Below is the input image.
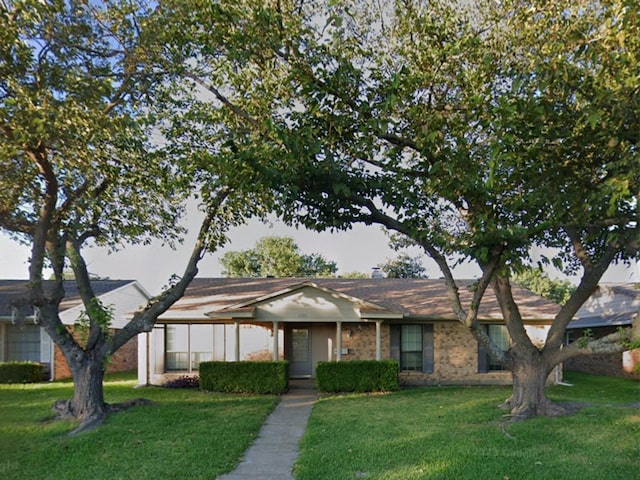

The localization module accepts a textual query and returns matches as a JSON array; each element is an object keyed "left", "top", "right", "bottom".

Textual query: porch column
[
  {"left": 234, "top": 321, "right": 240, "bottom": 362},
  {"left": 272, "top": 320, "right": 279, "bottom": 361},
  {"left": 375, "top": 320, "right": 383, "bottom": 361},
  {"left": 336, "top": 321, "right": 342, "bottom": 362}
]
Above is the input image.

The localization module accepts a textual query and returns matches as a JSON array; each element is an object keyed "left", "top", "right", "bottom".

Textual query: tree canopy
[
  {"left": 0, "top": 0, "right": 275, "bottom": 433},
  {"left": 220, "top": 236, "right": 338, "bottom": 277},
  {"left": 378, "top": 254, "right": 428, "bottom": 279},
  {"left": 1, "top": 0, "right": 638, "bottom": 427},
  {"left": 167, "top": 0, "right": 639, "bottom": 418},
  {"left": 512, "top": 268, "right": 576, "bottom": 306}
]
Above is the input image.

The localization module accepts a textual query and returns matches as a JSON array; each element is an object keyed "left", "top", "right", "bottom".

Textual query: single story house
[
  {"left": 0, "top": 279, "right": 150, "bottom": 380},
  {"left": 138, "top": 278, "right": 560, "bottom": 386},
  {"left": 566, "top": 283, "right": 640, "bottom": 378}
]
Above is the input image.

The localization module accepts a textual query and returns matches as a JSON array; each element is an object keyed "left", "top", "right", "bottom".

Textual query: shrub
[
  {"left": 0, "top": 361, "right": 44, "bottom": 384},
  {"left": 162, "top": 375, "right": 200, "bottom": 389},
  {"left": 316, "top": 360, "right": 399, "bottom": 393},
  {"left": 199, "top": 361, "right": 289, "bottom": 394}
]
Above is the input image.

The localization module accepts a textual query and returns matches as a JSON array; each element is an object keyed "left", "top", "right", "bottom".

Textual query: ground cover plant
[
  {"left": 0, "top": 372, "right": 278, "bottom": 480},
  {"left": 294, "top": 372, "right": 639, "bottom": 480}
]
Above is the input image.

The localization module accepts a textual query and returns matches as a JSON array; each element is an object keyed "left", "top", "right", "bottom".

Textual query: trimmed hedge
[
  {"left": 316, "top": 360, "right": 399, "bottom": 393},
  {"left": 199, "top": 361, "right": 289, "bottom": 394},
  {"left": 0, "top": 361, "right": 44, "bottom": 384}
]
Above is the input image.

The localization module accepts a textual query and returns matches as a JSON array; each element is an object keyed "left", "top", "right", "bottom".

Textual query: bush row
[
  {"left": 316, "top": 360, "right": 399, "bottom": 393},
  {"left": 0, "top": 361, "right": 44, "bottom": 384},
  {"left": 199, "top": 361, "right": 289, "bottom": 394}
]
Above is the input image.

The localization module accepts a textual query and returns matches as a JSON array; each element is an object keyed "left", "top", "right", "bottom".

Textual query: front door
[{"left": 289, "top": 326, "right": 312, "bottom": 377}]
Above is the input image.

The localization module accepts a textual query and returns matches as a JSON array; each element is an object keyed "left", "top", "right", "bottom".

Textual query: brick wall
[
  {"left": 341, "top": 323, "right": 390, "bottom": 360},
  {"left": 339, "top": 321, "right": 512, "bottom": 386},
  {"left": 53, "top": 327, "right": 138, "bottom": 380}
]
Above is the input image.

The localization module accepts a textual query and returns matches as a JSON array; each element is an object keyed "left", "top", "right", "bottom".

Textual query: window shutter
[
  {"left": 477, "top": 325, "right": 489, "bottom": 373},
  {"left": 390, "top": 324, "right": 400, "bottom": 363},
  {"left": 422, "top": 324, "right": 434, "bottom": 373}
]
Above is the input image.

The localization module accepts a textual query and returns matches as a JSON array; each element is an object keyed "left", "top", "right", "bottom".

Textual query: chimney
[{"left": 371, "top": 267, "right": 384, "bottom": 279}]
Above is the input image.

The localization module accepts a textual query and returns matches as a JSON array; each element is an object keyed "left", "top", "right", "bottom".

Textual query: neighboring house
[
  {"left": 0, "top": 280, "right": 150, "bottom": 380},
  {"left": 566, "top": 283, "right": 640, "bottom": 378},
  {"left": 139, "top": 278, "right": 560, "bottom": 386}
]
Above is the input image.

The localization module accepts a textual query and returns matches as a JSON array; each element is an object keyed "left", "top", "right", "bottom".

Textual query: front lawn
[
  {"left": 294, "top": 372, "right": 639, "bottom": 480},
  {"left": 0, "top": 372, "right": 278, "bottom": 480}
]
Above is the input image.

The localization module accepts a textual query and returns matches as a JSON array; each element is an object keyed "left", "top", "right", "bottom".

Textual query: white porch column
[
  {"left": 272, "top": 320, "right": 279, "bottom": 361},
  {"left": 375, "top": 320, "right": 383, "bottom": 361},
  {"left": 336, "top": 321, "right": 343, "bottom": 362},
  {"left": 137, "top": 332, "right": 148, "bottom": 386},
  {"left": 234, "top": 321, "right": 240, "bottom": 362}
]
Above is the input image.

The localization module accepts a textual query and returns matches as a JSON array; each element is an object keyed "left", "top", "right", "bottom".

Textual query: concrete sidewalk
[{"left": 215, "top": 380, "right": 318, "bottom": 480}]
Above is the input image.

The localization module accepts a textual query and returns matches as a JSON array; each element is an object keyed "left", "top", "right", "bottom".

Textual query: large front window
[{"left": 165, "top": 324, "right": 214, "bottom": 371}]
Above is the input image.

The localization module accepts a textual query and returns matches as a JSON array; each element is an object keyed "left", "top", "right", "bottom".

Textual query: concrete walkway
[{"left": 216, "top": 380, "right": 318, "bottom": 480}]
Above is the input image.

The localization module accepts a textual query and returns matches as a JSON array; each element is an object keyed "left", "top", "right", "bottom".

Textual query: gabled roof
[
  {"left": 159, "top": 277, "right": 560, "bottom": 321},
  {"left": 0, "top": 279, "right": 139, "bottom": 318},
  {"left": 567, "top": 312, "right": 637, "bottom": 329},
  {"left": 568, "top": 283, "right": 640, "bottom": 330},
  {"left": 217, "top": 281, "right": 391, "bottom": 313}
]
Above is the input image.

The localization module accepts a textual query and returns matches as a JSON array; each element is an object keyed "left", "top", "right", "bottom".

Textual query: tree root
[
  {"left": 52, "top": 398, "right": 154, "bottom": 435},
  {"left": 70, "top": 412, "right": 107, "bottom": 436},
  {"left": 499, "top": 399, "right": 591, "bottom": 423}
]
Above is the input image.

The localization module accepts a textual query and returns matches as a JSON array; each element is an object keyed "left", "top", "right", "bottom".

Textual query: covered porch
[
  {"left": 139, "top": 317, "right": 389, "bottom": 385},
  {"left": 139, "top": 281, "right": 400, "bottom": 385}
]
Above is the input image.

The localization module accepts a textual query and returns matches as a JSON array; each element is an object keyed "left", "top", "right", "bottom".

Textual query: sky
[
  {"left": 0, "top": 218, "right": 429, "bottom": 295},
  {"left": 1, "top": 208, "right": 638, "bottom": 296}
]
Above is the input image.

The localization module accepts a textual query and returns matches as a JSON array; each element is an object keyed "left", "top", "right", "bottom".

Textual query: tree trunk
[
  {"left": 54, "top": 352, "right": 108, "bottom": 435},
  {"left": 499, "top": 355, "right": 565, "bottom": 420}
]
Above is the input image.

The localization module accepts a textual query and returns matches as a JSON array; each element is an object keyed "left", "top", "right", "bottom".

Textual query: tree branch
[
  {"left": 544, "top": 231, "right": 618, "bottom": 351},
  {"left": 109, "top": 187, "right": 231, "bottom": 352},
  {"left": 186, "top": 75, "right": 260, "bottom": 129},
  {"left": 27, "top": 145, "right": 58, "bottom": 295},
  {"left": 57, "top": 178, "right": 109, "bottom": 222},
  {"left": 550, "top": 315, "right": 640, "bottom": 365},
  {"left": 66, "top": 237, "right": 105, "bottom": 352},
  {"left": 491, "top": 273, "right": 534, "bottom": 351}
]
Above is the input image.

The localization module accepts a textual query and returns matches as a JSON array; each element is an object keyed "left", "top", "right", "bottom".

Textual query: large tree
[
  {"left": 220, "top": 236, "right": 338, "bottom": 277},
  {"left": 281, "top": 0, "right": 640, "bottom": 419},
  {"left": 176, "top": 0, "right": 639, "bottom": 419},
  {"left": 0, "top": 0, "right": 271, "bottom": 433}
]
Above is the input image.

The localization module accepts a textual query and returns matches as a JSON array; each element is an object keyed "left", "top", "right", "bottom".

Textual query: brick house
[
  {"left": 0, "top": 280, "right": 150, "bottom": 380},
  {"left": 565, "top": 283, "right": 640, "bottom": 378},
  {"left": 139, "top": 278, "right": 559, "bottom": 386}
]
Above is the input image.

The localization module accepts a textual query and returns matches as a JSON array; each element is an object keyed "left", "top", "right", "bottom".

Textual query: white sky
[
  {"left": 1, "top": 213, "right": 637, "bottom": 296},
  {"left": 0, "top": 217, "right": 448, "bottom": 295}
]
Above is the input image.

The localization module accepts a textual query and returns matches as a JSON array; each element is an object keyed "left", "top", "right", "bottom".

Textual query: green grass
[
  {"left": 0, "top": 371, "right": 278, "bottom": 480},
  {"left": 1, "top": 371, "right": 637, "bottom": 480},
  {"left": 294, "top": 372, "right": 640, "bottom": 480}
]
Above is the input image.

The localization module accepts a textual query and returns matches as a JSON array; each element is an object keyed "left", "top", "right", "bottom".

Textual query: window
[
  {"left": 7, "top": 324, "right": 40, "bottom": 362},
  {"left": 401, "top": 325, "right": 423, "bottom": 371},
  {"left": 478, "top": 324, "right": 510, "bottom": 373},
  {"left": 166, "top": 325, "right": 188, "bottom": 371},
  {"left": 487, "top": 324, "right": 509, "bottom": 371},
  {"left": 189, "top": 325, "right": 214, "bottom": 369},
  {"left": 165, "top": 324, "right": 214, "bottom": 372},
  {"left": 390, "top": 324, "right": 434, "bottom": 373}
]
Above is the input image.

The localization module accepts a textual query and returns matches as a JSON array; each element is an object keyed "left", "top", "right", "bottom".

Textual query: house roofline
[{"left": 207, "top": 281, "right": 389, "bottom": 316}]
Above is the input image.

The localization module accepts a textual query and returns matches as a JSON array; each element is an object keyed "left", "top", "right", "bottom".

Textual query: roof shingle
[
  {"left": 0, "top": 279, "right": 134, "bottom": 317},
  {"left": 162, "top": 277, "right": 560, "bottom": 321}
]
